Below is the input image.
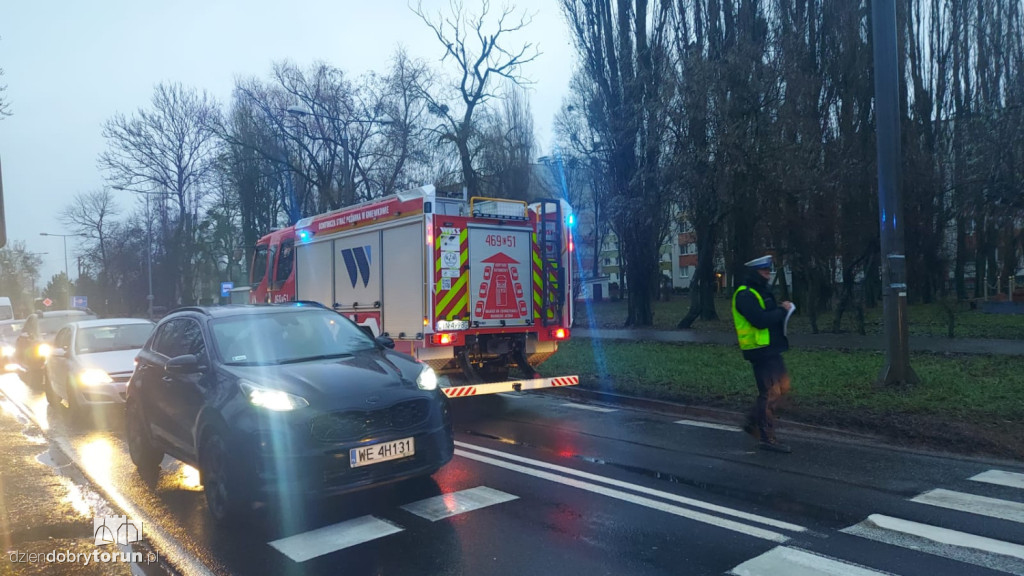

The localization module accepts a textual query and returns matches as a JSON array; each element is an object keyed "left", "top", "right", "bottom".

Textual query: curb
[{"left": 543, "top": 387, "right": 1024, "bottom": 468}]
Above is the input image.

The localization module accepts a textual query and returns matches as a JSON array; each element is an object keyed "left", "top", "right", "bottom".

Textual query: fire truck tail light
[
  {"left": 433, "top": 333, "right": 453, "bottom": 345},
  {"left": 427, "top": 229, "right": 433, "bottom": 246},
  {"left": 423, "top": 317, "right": 429, "bottom": 326},
  {"left": 552, "top": 328, "right": 568, "bottom": 340}
]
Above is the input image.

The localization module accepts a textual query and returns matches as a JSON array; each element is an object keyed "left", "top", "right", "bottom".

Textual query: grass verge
[
  {"left": 574, "top": 297, "right": 1024, "bottom": 340},
  {"left": 541, "top": 338, "right": 1024, "bottom": 458}
]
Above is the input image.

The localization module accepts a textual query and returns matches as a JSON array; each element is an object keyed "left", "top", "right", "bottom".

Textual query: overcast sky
[{"left": 0, "top": 0, "right": 575, "bottom": 284}]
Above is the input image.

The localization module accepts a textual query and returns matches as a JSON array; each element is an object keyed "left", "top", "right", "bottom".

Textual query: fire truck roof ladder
[{"left": 537, "top": 200, "right": 564, "bottom": 327}]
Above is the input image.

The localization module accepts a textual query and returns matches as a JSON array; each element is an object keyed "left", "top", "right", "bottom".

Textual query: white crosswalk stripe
[
  {"left": 728, "top": 546, "right": 896, "bottom": 576},
  {"left": 400, "top": 486, "right": 518, "bottom": 521},
  {"left": 972, "top": 470, "right": 1024, "bottom": 491},
  {"left": 269, "top": 515, "right": 403, "bottom": 562},
  {"left": 912, "top": 488, "right": 1024, "bottom": 525},
  {"left": 842, "top": 514, "right": 1024, "bottom": 575}
]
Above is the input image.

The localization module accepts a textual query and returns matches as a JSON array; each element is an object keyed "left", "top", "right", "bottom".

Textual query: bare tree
[
  {"left": 477, "top": 86, "right": 535, "bottom": 200},
  {"left": 100, "top": 82, "right": 221, "bottom": 304},
  {"left": 59, "top": 189, "right": 120, "bottom": 312},
  {"left": 413, "top": 0, "right": 539, "bottom": 196},
  {"left": 0, "top": 65, "right": 10, "bottom": 119}
]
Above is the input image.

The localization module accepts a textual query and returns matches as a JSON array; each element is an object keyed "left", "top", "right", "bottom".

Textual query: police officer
[{"left": 732, "top": 255, "right": 794, "bottom": 453}]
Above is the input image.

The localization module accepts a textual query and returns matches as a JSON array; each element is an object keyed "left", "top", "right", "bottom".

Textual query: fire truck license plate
[{"left": 350, "top": 437, "right": 415, "bottom": 468}]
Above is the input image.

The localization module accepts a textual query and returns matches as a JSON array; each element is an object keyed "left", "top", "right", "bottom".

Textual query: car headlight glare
[
  {"left": 240, "top": 381, "right": 308, "bottom": 412},
  {"left": 37, "top": 343, "right": 52, "bottom": 358},
  {"left": 416, "top": 366, "right": 438, "bottom": 391},
  {"left": 1, "top": 345, "right": 13, "bottom": 358},
  {"left": 79, "top": 369, "right": 113, "bottom": 386}
]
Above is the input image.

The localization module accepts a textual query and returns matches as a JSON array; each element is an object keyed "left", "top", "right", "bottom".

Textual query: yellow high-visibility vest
[{"left": 732, "top": 286, "right": 770, "bottom": 350}]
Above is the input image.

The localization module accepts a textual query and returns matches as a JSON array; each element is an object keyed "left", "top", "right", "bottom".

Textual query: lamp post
[
  {"left": 113, "top": 186, "right": 173, "bottom": 319},
  {"left": 39, "top": 232, "right": 84, "bottom": 308}
]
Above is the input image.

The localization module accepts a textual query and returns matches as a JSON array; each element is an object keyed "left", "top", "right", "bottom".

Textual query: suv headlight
[
  {"left": 37, "top": 343, "right": 52, "bottom": 358},
  {"left": 79, "top": 369, "right": 113, "bottom": 386},
  {"left": 416, "top": 366, "right": 438, "bottom": 391},
  {"left": 240, "top": 380, "right": 309, "bottom": 412}
]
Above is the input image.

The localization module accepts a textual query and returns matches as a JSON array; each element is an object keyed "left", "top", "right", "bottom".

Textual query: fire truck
[{"left": 248, "top": 185, "right": 579, "bottom": 398}]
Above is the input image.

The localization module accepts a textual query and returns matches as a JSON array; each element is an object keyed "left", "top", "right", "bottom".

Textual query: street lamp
[
  {"left": 39, "top": 233, "right": 85, "bottom": 308},
  {"left": 112, "top": 186, "right": 173, "bottom": 319}
]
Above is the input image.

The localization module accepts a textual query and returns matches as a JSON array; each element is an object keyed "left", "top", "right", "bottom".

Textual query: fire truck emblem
[
  {"left": 476, "top": 253, "right": 527, "bottom": 320},
  {"left": 341, "top": 245, "right": 372, "bottom": 288}
]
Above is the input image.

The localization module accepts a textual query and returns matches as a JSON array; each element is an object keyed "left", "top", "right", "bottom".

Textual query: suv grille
[{"left": 310, "top": 399, "right": 431, "bottom": 443}]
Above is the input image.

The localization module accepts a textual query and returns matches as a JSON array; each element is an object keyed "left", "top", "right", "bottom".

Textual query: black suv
[
  {"left": 125, "top": 304, "right": 454, "bottom": 524},
  {"left": 14, "top": 309, "right": 98, "bottom": 388}
]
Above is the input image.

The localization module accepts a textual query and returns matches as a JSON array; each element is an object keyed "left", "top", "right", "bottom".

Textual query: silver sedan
[{"left": 45, "top": 318, "right": 155, "bottom": 416}]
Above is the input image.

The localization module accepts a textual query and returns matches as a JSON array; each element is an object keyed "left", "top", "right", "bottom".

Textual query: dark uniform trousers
[{"left": 748, "top": 354, "right": 791, "bottom": 440}]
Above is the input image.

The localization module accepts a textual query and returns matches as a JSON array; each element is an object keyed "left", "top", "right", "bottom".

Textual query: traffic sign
[
  {"left": 72, "top": 296, "right": 88, "bottom": 308},
  {"left": 42, "top": 298, "right": 53, "bottom": 307},
  {"left": 220, "top": 282, "right": 234, "bottom": 298}
]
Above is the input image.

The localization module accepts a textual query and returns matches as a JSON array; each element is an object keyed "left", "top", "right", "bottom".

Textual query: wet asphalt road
[{"left": 3, "top": 372, "right": 1024, "bottom": 576}]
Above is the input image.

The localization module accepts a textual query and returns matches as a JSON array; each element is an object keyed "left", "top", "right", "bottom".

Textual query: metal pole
[
  {"left": 147, "top": 194, "right": 154, "bottom": 319},
  {"left": 63, "top": 235, "right": 71, "bottom": 309},
  {"left": 872, "top": 0, "right": 918, "bottom": 386}
]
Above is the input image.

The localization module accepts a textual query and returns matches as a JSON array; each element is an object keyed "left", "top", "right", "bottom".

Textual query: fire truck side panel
[
  {"left": 467, "top": 224, "right": 533, "bottom": 327},
  {"left": 294, "top": 239, "right": 334, "bottom": 307},
  {"left": 381, "top": 221, "right": 426, "bottom": 340},
  {"left": 333, "top": 231, "right": 382, "bottom": 314}
]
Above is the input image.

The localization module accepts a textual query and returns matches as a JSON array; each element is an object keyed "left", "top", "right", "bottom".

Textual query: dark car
[
  {"left": 13, "top": 309, "right": 98, "bottom": 388},
  {"left": 125, "top": 304, "right": 454, "bottom": 524}
]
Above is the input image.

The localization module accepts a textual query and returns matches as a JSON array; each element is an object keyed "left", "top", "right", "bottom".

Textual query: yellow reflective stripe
[
  {"left": 437, "top": 274, "right": 468, "bottom": 311},
  {"left": 447, "top": 295, "right": 467, "bottom": 318}
]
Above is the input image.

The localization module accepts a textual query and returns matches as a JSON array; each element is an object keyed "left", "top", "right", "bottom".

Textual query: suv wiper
[
  {"left": 224, "top": 360, "right": 274, "bottom": 367},
  {"left": 277, "top": 353, "right": 354, "bottom": 365}
]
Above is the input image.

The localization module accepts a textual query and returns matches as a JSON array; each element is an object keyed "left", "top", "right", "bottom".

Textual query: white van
[{"left": 0, "top": 297, "right": 14, "bottom": 322}]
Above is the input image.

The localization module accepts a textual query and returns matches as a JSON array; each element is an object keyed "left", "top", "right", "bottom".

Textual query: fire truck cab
[{"left": 249, "top": 185, "right": 578, "bottom": 397}]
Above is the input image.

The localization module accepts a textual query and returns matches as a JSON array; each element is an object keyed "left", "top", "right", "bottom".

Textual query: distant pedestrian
[{"left": 732, "top": 255, "right": 794, "bottom": 453}]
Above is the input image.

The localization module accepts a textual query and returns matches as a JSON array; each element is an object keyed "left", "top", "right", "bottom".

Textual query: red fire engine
[{"left": 248, "top": 186, "right": 579, "bottom": 397}]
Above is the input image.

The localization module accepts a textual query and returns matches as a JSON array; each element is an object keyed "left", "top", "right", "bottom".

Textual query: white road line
[
  {"left": 0, "top": 383, "right": 218, "bottom": 576},
  {"left": 561, "top": 402, "right": 617, "bottom": 413},
  {"left": 843, "top": 514, "right": 1024, "bottom": 575},
  {"left": 729, "top": 546, "right": 896, "bottom": 576},
  {"left": 454, "top": 449, "right": 788, "bottom": 543},
  {"left": 456, "top": 440, "right": 805, "bottom": 533},
  {"left": 400, "top": 486, "right": 518, "bottom": 521},
  {"left": 972, "top": 470, "right": 1024, "bottom": 491},
  {"left": 268, "top": 515, "right": 403, "bottom": 563},
  {"left": 674, "top": 419, "right": 742, "bottom": 432},
  {"left": 912, "top": 489, "right": 1024, "bottom": 524}
]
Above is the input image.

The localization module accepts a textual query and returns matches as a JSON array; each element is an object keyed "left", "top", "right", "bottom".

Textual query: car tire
[
  {"left": 126, "top": 401, "right": 163, "bottom": 474},
  {"left": 43, "top": 372, "right": 61, "bottom": 407},
  {"left": 200, "top": 432, "right": 249, "bottom": 526}
]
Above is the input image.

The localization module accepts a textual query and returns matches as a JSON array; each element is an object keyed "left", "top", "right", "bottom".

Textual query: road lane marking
[
  {"left": 843, "top": 514, "right": 1024, "bottom": 575},
  {"left": 0, "top": 382, "right": 218, "bottom": 576},
  {"left": 454, "top": 448, "right": 789, "bottom": 543},
  {"left": 269, "top": 515, "right": 403, "bottom": 562},
  {"left": 674, "top": 419, "right": 742, "bottom": 432},
  {"left": 972, "top": 470, "right": 1024, "bottom": 491},
  {"left": 729, "top": 546, "right": 896, "bottom": 576},
  {"left": 400, "top": 486, "right": 518, "bottom": 521},
  {"left": 561, "top": 403, "right": 617, "bottom": 413},
  {"left": 912, "top": 488, "right": 1024, "bottom": 525},
  {"left": 456, "top": 440, "right": 805, "bottom": 533}
]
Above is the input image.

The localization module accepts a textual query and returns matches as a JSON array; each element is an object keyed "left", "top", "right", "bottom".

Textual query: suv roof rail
[
  {"left": 276, "top": 300, "right": 328, "bottom": 310},
  {"left": 167, "top": 306, "right": 212, "bottom": 316}
]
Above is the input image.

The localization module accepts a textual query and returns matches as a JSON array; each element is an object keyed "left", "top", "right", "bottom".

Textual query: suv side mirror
[
  {"left": 375, "top": 335, "right": 395, "bottom": 350},
  {"left": 165, "top": 354, "right": 203, "bottom": 374}
]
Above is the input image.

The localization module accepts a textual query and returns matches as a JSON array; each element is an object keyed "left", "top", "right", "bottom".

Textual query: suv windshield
[
  {"left": 211, "top": 310, "right": 375, "bottom": 366},
  {"left": 76, "top": 324, "right": 155, "bottom": 354}
]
